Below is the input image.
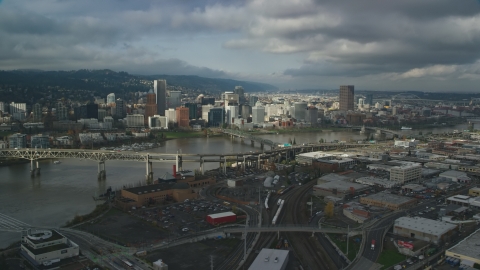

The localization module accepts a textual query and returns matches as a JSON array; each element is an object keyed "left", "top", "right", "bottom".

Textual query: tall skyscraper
[
  {"left": 249, "top": 96, "right": 258, "bottom": 107},
  {"left": 145, "top": 89, "right": 157, "bottom": 123},
  {"left": 252, "top": 106, "right": 265, "bottom": 124},
  {"left": 10, "top": 102, "right": 26, "bottom": 120},
  {"left": 154, "top": 80, "right": 167, "bottom": 116},
  {"left": 167, "top": 90, "right": 182, "bottom": 109},
  {"left": 115, "top": 98, "right": 126, "bottom": 118},
  {"left": 33, "top": 103, "right": 42, "bottom": 122},
  {"left": 365, "top": 94, "right": 373, "bottom": 106},
  {"left": 106, "top": 93, "right": 116, "bottom": 105},
  {"left": 208, "top": 108, "right": 224, "bottom": 127},
  {"left": 234, "top": 86, "right": 245, "bottom": 104},
  {"left": 339, "top": 85, "right": 354, "bottom": 111}
]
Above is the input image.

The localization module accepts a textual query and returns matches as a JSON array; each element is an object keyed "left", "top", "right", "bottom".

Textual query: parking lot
[{"left": 132, "top": 199, "right": 242, "bottom": 240}]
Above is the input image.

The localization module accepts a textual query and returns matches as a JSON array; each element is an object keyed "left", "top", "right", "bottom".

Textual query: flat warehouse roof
[
  {"left": 249, "top": 249, "right": 289, "bottom": 270},
  {"left": 448, "top": 228, "right": 480, "bottom": 261},
  {"left": 207, "top": 212, "right": 236, "bottom": 219},
  {"left": 395, "top": 217, "right": 456, "bottom": 237}
]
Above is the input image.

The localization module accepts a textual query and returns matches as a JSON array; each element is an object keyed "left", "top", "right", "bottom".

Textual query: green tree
[
  {"left": 324, "top": 202, "right": 334, "bottom": 218},
  {"left": 319, "top": 138, "right": 324, "bottom": 143}
]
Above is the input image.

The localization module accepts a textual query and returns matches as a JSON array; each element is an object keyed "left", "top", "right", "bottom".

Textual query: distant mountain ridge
[{"left": 0, "top": 69, "right": 278, "bottom": 94}]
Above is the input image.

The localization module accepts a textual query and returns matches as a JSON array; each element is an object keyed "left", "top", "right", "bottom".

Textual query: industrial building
[
  {"left": 206, "top": 212, "right": 237, "bottom": 225},
  {"left": 249, "top": 249, "right": 289, "bottom": 270},
  {"left": 313, "top": 180, "right": 368, "bottom": 199},
  {"left": 439, "top": 170, "right": 471, "bottom": 184},
  {"left": 390, "top": 162, "right": 421, "bottom": 184},
  {"left": 355, "top": 177, "right": 396, "bottom": 188},
  {"left": 116, "top": 182, "right": 198, "bottom": 210},
  {"left": 360, "top": 193, "right": 416, "bottom": 210},
  {"left": 446, "top": 228, "right": 480, "bottom": 268},
  {"left": 20, "top": 230, "right": 79, "bottom": 267},
  {"left": 393, "top": 217, "right": 457, "bottom": 244}
]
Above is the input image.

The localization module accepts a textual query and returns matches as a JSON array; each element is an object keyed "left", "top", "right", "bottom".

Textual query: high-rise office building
[
  {"left": 240, "top": 105, "right": 251, "bottom": 120},
  {"left": 0, "top": 102, "right": 5, "bottom": 113},
  {"left": 115, "top": 99, "right": 126, "bottom": 118},
  {"left": 185, "top": 103, "right": 198, "bottom": 119},
  {"left": 339, "top": 85, "right": 354, "bottom": 111},
  {"left": 145, "top": 89, "right": 157, "bottom": 123},
  {"left": 176, "top": 107, "right": 190, "bottom": 128},
  {"left": 365, "top": 94, "right": 373, "bottom": 106},
  {"left": 167, "top": 91, "right": 182, "bottom": 109},
  {"left": 106, "top": 93, "right": 116, "bottom": 105},
  {"left": 305, "top": 106, "right": 319, "bottom": 127},
  {"left": 165, "top": 109, "right": 176, "bottom": 124},
  {"left": 74, "top": 103, "right": 98, "bottom": 120},
  {"left": 249, "top": 96, "right": 258, "bottom": 107},
  {"left": 56, "top": 103, "right": 69, "bottom": 121},
  {"left": 154, "top": 80, "right": 167, "bottom": 116},
  {"left": 202, "top": 105, "right": 214, "bottom": 122},
  {"left": 225, "top": 105, "right": 239, "bottom": 125},
  {"left": 252, "top": 106, "right": 265, "bottom": 124},
  {"left": 234, "top": 86, "right": 245, "bottom": 104},
  {"left": 293, "top": 102, "right": 307, "bottom": 121},
  {"left": 33, "top": 103, "right": 42, "bottom": 122},
  {"left": 10, "top": 102, "right": 26, "bottom": 120},
  {"left": 208, "top": 108, "right": 224, "bottom": 127}
]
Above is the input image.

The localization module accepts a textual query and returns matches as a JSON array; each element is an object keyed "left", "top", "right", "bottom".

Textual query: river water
[{"left": 0, "top": 121, "right": 476, "bottom": 247}]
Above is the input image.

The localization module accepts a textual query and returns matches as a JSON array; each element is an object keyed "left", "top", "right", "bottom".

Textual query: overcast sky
[{"left": 1, "top": 0, "right": 480, "bottom": 91}]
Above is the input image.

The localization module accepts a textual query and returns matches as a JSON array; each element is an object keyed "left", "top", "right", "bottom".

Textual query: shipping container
[{"left": 206, "top": 211, "right": 237, "bottom": 225}]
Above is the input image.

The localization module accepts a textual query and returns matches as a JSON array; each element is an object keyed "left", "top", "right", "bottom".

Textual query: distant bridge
[
  {"left": 347, "top": 126, "right": 401, "bottom": 136},
  {"left": 222, "top": 129, "right": 277, "bottom": 149}
]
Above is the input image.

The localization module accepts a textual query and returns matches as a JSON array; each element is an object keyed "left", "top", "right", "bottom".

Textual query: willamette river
[{"left": 0, "top": 121, "right": 476, "bottom": 247}]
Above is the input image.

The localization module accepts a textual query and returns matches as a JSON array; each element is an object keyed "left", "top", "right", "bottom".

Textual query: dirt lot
[
  {"left": 145, "top": 238, "right": 240, "bottom": 269},
  {"left": 78, "top": 208, "right": 168, "bottom": 247}
]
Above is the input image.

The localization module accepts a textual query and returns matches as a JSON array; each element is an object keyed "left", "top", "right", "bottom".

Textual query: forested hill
[{"left": 0, "top": 69, "right": 277, "bottom": 102}]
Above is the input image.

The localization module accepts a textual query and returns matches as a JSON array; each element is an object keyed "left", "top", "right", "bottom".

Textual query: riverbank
[{"left": 65, "top": 203, "right": 110, "bottom": 227}]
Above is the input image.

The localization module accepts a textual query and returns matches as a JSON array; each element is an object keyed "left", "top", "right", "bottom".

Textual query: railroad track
[{"left": 281, "top": 182, "right": 336, "bottom": 270}]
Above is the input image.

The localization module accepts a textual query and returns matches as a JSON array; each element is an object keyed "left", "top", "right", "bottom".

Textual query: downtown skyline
[{"left": 1, "top": 0, "right": 480, "bottom": 92}]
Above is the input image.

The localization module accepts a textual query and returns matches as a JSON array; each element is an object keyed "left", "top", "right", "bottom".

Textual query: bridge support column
[
  {"left": 257, "top": 155, "right": 262, "bottom": 169},
  {"left": 176, "top": 155, "right": 183, "bottom": 171},
  {"left": 200, "top": 157, "right": 204, "bottom": 175},
  {"left": 145, "top": 156, "right": 153, "bottom": 183},
  {"left": 278, "top": 231, "right": 280, "bottom": 239},
  {"left": 251, "top": 140, "right": 254, "bottom": 147},
  {"left": 30, "top": 160, "right": 35, "bottom": 177},
  {"left": 35, "top": 161, "right": 41, "bottom": 176},
  {"left": 260, "top": 143, "right": 264, "bottom": 150},
  {"left": 98, "top": 161, "right": 106, "bottom": 180}
]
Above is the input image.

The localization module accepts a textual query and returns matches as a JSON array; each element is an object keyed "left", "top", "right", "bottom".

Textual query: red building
[
  {"left": 176, "top": 107, "right": 190, "bottom": 128},
  {"left": 145, "top": 90, "right": 157, "bottom": 124},
  {"left": 206, "top": 212, "right": 237, "bottom": 225}
]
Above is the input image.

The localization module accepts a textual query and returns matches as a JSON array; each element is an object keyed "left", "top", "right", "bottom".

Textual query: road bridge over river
[{"left": 0, "top": 139, "right": 372, "bottom": 179}]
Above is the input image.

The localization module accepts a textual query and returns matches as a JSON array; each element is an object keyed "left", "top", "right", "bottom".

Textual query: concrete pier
[{"left": 97, "top": 161, "right": 106, "bottom": 180}]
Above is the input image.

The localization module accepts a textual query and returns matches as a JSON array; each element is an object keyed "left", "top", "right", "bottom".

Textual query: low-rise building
[
  {"left": 401, "top": 184, "right": 426, "bottom": 193},
  {"left": 439, "top": 170, "right": 471, "bottom": 184},
  {"left": 313, "top": 179, "right": 369, "bottom": 199},
  {"left": 360, "top": 193, "right": 416, "bottom": 210},
  {"left": 446, "top": 228, "right": 480, "bottom": 268},
  {"left": 31, "top": 134, "right": 49, "bottom": 149},
  {"left": 116, "top": 182, "right": 197, "bottom": 210},
  {"left": 20, "top": 229, "right": 79, "bottom": 267},
  {"left": 355, "top": 177, "right": 397, "bottom": 188},
  {"left": 468, "top": 187, "right": 480, "bottom": 197},
  {"left": 393, "top": 217, "right": 457, "bottom": 244},
  {"left": 8, "top": 133, "right": 27, "bottom": 148},
  {"left": 249, "top": 249, "right": 289, "bottom": 270}
]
